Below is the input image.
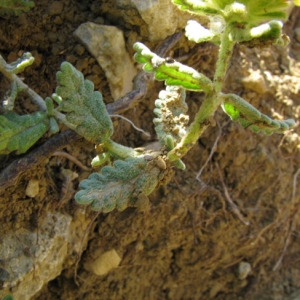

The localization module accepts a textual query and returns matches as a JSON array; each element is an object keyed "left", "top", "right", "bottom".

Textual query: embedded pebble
[
  {"left": 242, "top": 70, "right": 268, "bottom": 94},
  {"left": 84, "top": 249, "right": 122, "bottom": 276},
  {"left": 238, "top": 261, "right": 252, "bottom": 280},
  {"left": 25, "top": 179, "right": 39, "bottom": 198}
]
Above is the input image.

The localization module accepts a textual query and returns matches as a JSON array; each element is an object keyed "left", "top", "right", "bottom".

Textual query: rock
[
  {"left": 116, "top": 0, "right": 193, "bottom": 41},
  {"left": 242, "top": 69, "right": 268, "bottom": 94},
  {"left": 74, "top": 22, "right": 137, "bottom": 100},
  {"left": 84, "top": 249, "right": 122, "bottom": 276},
  {"left": 0, "top": 210, "right": 92, "bottom": 300},
  {"left": 25, "top": 179, "right": 39, "bottom": 198},
  {"left": 238, "top": 261, "right": 252, "bottom": 280}
]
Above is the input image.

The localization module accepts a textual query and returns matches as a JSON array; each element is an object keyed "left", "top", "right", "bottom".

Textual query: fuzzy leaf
[
  {"left": 0, "top": 111, "right": 49, "bottom": 154},
  {"left": 185, "top": 20, "right": 219, "bottom": 43},
  {"left": 222, "top": 93, "right": 295, "bottom": 135},
  {"left": 153, "top": 86, "right": 188, "bottom": 170},
  {"left": 75, "top": 156, "right": 167, "bottom": 212},
  {"left": 55, "top": 62, "right": 113, "bottom": 144},
  {"left": 154, "top": 86, "right": 189, "bottom": 145},
  {"left": 134, "top": 42, "right": 213, "bottom": 93},
  {"left": 172, "top": 0, "right": 288, "bottom": 27},
  {"left": 0, "top": 0, "right": 34, "bottom": 15}
]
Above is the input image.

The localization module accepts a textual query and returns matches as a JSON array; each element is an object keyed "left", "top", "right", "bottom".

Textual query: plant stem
[
  {"left": 168, "top": 25, "right": 235, "bottom": 162},
  {"left": 103, "top": 139, "right": 140, "bottom": 158}
]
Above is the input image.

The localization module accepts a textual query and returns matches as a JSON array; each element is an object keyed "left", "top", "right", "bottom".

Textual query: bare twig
[
  {"left": 110, "top": 114, "right": 150, "bottom": 137},
  {"left": 216, "top": 162, "right": 250, "bottom": 226},
  {"left": 52, "top": 150, "right": 91, "bottom": 171},
  {"left": 292, "top": 168, "right": 300, "bottom": 203},
  {"left": 272, "top": 220, "right": 292, "bottom": 271},
  {"left": 0, "top": 130, "right": 80, "bottom": 192}
]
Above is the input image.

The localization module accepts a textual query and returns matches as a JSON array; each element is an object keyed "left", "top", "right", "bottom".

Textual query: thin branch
[
  {"left": 52, "top": 151, "right": 91, "bottom": 171},
  {"left": 292, "top": 168, "right": 300, "bottom": 203},
  {"left": 110, "top": 114, "right": 150, "bottom": 137},
  {"left": 0, "top": 130, "right": 80, "bottom": 192}
]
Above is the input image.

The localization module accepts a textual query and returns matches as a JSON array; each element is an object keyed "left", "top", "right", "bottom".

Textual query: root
[{"left": 216, "top": 162, "right": 250, "bottom": 226}]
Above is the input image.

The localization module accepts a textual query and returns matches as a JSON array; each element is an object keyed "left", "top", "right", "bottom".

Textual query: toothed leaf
[
  {"left": 0, "top": 111, "right": 49, "bottom": 154},
  {"left": 75, "top": 157, "right": 167, "bottom": 212},
  {"left": 222, "top": 93, "right": 295, "bottom": 135},
  {"left": 55, "top": 62, "right": 113, "bottom": 144},
  {"left": 134, "top": 42, "right": 213, "bottom": 93},
  {"left": 172, "top": 0, "right": 288, "bottom": 27}
]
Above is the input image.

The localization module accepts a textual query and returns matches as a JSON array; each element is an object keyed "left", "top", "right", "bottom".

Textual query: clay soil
[{"left": 0, "top": 1, "right": 300, "bottom": 299}]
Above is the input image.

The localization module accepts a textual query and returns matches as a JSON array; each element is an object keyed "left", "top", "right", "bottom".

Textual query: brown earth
[{"left": 0, "top": 1, "right": 300, "bottom": 299}]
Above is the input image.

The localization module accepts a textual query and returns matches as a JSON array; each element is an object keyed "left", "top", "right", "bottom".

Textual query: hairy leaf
[
  {"left": 172, "top": 0, "right": 288, "bottom": 27},
  {"left": 55, "top": 62, "right": 113, "bottom": 144},
  {"left": 75, "top": 156, "right": 168, "bottom": 212},
  {"left": 153, "top": 86, "right": 188, "bottom": 169},
  {"left": 133, "top": 42, "right": 213, "bottom": 93},
  {"left": 222, "top": 93, "right": 295, "bottom": 135},
  {"left": 0, "top": 111, "right": 49, "bottom": 154},
  {"left": 0, "top": 0, "right": 34, "bottom": 15}
]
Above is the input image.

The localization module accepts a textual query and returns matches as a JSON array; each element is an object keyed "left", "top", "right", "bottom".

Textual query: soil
[{"left": 0, "top": 1, "right": 300, "bottom": 300}]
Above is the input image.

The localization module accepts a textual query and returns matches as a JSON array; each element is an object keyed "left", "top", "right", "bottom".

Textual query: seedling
[{"left": 0, "top": 0, "right": 295, "bottom": 213}]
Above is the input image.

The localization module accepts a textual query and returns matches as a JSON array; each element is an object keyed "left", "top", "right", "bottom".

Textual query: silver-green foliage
[
  {"left": 75, "top": 157, "right": 165, "bottom": 212},
  {"left": 135, "top": 43, "right": 295, "bottom": 136},
  {"left": 0, "top": 111, "right": 49, "bottom": 154},
  {"left": 54, "top": 62, "right": 113, "bottom": 144},
  {"left": 0, "top": 0, "right": 296, "bottom": 215}
]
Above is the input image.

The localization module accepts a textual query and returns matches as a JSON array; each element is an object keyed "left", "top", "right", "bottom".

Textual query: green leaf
[
  {"left": 133, "top": 42, "right": 213, "bottom": 93},
  {"left": 0, "top": 111, "right": 49, "bottom": 154},
  {"left": 172, "top": 0, "right": 288, "bottom": 27},
  {"left": 0, "top": 0, "right": 34, "bottom": 16},
  {"left": 75, "top": 156, "right": 168, "bottom": 212},
  {"left": 172, "top": 0, "right": 220, "bottom": 16},
  {"left": 222, "top": 93, "right": 295, "bottom": 135},
  {"left": 55, "top": 62, "right": 113, "bottom": 144},
  {"left": 2, "top": 294, "right": 14, "bottom": 300}
]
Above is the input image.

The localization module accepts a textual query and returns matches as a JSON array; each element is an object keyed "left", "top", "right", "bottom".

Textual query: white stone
[
  {"left": 242, "top": 69, "right": 268, "bottom": 94},
  {"left": 238, "top": 261, "right": 252, "bottom": 280},
  {"left": 84, "top": 249, "right": 122, "bottom": 276},
  {"left": 0, "top": 211, "right": 93, "bottom": 300},
  {"left": 74, "top": 22, "right": 137, "bottom": 100},
  {"left": 25, "top": 179, "right": 39, "bottom": 198}
]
